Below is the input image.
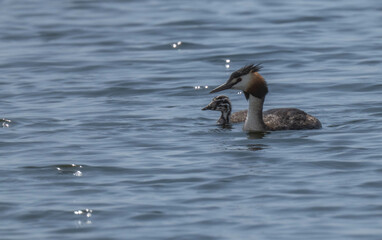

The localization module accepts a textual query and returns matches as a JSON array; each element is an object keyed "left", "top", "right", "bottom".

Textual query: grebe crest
[{"left": 208, "top": 64, "right": 321, "bottom": 132}]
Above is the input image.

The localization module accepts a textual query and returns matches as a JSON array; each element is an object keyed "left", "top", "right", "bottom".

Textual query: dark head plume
[{"left": 229, "top": 64, "right": 262, "bottom": 81}]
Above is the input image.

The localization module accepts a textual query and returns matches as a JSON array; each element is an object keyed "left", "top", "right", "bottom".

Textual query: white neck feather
[{"left": 243, "top": 95, "right": 267, "bottom": 132}]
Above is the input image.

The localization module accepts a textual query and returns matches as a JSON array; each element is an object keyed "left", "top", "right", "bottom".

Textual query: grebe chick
[
  {"left": 209, "top": 64, "right": 321, "bottom": 131},
  {"left": 202, "top": 95, "right": 247, "bottom": 124}
]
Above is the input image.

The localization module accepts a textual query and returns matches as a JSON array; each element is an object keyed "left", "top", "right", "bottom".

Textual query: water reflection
[
  {"left": 246, "top": 131, "right": 268, "bottom": 139},
  {"left": 56, "top": 164, "right": 84, "bottom": 175},
  {"left": 219, "top": 124, "right": 233, "bottom": 130},
  {"left": 247, "top": 143, "right": 268, "bottom": 151},
  {"left": 1, "top": 118, "right": 11, "bottom": 128},
  {"left": 209, "top": 124, "right": 233, "bottom": 133},
  {"left": 227, "top": 143, "right": 268, "bottom": 151},
  {"left": 75, "top": 209, "right": 93, "bottom": 227}
]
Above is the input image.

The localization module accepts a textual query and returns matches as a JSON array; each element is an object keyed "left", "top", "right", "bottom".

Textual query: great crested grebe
[{"left": 208, "top": 64, "right": 321, "bottom": 131}]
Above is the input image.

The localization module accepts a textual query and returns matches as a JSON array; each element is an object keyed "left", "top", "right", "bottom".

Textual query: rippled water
[{"left": 1, "top": 0, "right": 382, "bottom": 239}]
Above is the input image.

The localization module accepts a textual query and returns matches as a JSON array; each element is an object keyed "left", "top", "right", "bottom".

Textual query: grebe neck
[
  {"left": 243, "top": 95, "right": 267, "bottom": 132},
  {"left": 218, "top": 109, "right": 231, "bottom": 125}
]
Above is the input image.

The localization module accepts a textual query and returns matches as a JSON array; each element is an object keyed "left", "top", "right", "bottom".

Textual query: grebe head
[
  {"left": 202, "top": 95, "right": 231, "bottom": 111},
  {"left": 202, "top": 95, "right": 232, "bottom": 124},
  {"left": 210, "top": 64, "right": 268, "bottom": 99}
]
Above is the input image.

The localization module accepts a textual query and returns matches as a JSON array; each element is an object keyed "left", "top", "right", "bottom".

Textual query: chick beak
[
  {"left": 202, "top": 101, "right": 216, "bottom": 111},
  {"left": 209, "top": 81, "right": 235, "bottom": 93}
]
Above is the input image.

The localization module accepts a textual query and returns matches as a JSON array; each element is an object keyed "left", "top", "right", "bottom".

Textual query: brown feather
[
  {"left": 245, "top": 72, "right": 268, "bottom": 99},
  {"left": 230, "top": 110, "right": 248, "bottom": 123}
]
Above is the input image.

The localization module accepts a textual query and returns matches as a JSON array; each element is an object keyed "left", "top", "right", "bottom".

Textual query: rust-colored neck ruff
[{"left": 245, "top": 72, "right": 268, "bottom": 100}]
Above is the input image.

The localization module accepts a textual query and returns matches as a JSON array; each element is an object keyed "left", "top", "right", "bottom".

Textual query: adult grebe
[{"left": 209, "top": 64, "right": 321, "bottom": 131}]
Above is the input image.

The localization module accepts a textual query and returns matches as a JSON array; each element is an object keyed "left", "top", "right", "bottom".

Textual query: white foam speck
[{"left": 74, "top": 210, "right": 83, "bottom": 215}]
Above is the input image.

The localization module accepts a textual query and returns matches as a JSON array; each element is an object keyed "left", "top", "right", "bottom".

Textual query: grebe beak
[{"left": 210, "top": 81, "right": 235, "bottom": 93}]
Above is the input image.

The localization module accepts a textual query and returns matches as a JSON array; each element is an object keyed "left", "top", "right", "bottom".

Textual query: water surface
[{"left": 1, "top": 0, "right": 382, "bottom": 239}]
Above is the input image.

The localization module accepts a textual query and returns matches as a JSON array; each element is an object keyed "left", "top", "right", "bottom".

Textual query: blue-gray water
[{"left": 1, "top": 0, "right": 382, "bottom": 239}]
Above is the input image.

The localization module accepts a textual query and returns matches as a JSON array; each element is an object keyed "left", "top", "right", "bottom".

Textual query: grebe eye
[{"left": 237, "top": 78, "right": 242, "bottom": 82}]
